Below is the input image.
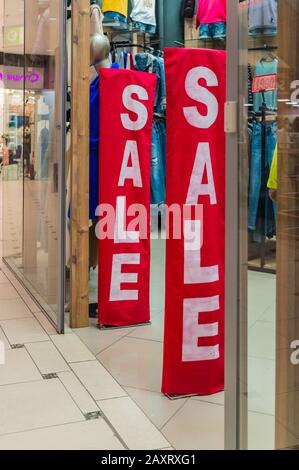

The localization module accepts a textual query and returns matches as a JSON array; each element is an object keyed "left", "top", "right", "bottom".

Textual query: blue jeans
[
  {"left": 131, "top": 21, "right": 156, "bottom": 34},
  {"left": 199, "top": 22, "right": 226, "bottom": 39},
  {"left": 151, "top": 119, "right": 166, "bottom": 205},
  {"left": 248, "top": 121, "right": 277, "bottom": 232}
]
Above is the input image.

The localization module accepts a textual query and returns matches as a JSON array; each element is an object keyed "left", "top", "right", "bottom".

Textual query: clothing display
[
  {"left": 267, "top": 144, "right": 278, "bottom": 190},
  {"left": 248, "top": 63, "right": 254, "bottom": 107},
  {"left": 196, "top": 0, "right": 227, "bottom": 39},
  {"left": 253, "top": 58, "right": 278, "bottom": 113},
  {"left": 102, "top": 0, "right": 128, "bottom": 23},
  {"left": 134, "top": 52, "right": 166, "bottom": 203},
  {"left": 134, "top": 52, "right": 166, "bottom": 115},
  {"left": 249, "top": 0, "right": 278, "bottom": 36},
  {"left": 131, "top": 20, "right": 156, "bottom": 34},
  {"left": 199, "top": 22, "right": 226, "bottom": 40},
  {"left": 39, "top": 126, "right": 49, "bottom": 179},
  {"left": 108, "top": 49, "right": 166, "bottom": 204},
  {"left": 23, "top": 130, "right": 31, "bottom": 175},
  {"left": 130, "top": 0, "right": 156, "bottom": 33},
  {"left": 248, "top": 120, "right": 277, "bottom": 233},
  {"left": 151, "top": 119, "right": 166, "bottom": 205},
  {"left": 248, "top": 55, "right": 278, "bottom": 237},
  {"left": 89, "top": 74, "right": 100, "bottom": 220}
]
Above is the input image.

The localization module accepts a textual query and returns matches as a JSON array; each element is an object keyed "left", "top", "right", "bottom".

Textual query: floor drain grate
[
  {"left": 85, "top": 411, "right": 102, "bottom": 421},
  {"left": 42, "top": 373, "right": 59, "bottom": 380}
]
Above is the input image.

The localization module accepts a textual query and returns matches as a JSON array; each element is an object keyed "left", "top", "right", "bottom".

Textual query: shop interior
[
  {"left": 0, "top": 0, "right": 284, "bottom": 450},
  {"left": 64, "top": 0, "right": 276, "bottom": 450}
]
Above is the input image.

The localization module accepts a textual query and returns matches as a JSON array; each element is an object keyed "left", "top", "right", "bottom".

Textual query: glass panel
[
  {"left": 237, "top": 0, "right": 278, "bottom": 450},
  {"left": 1, "top": 0, "right": 65, "bottom": 332},
  {"left": 1, "top": 0, "right": 24, "bottom": 271},
  {"left": 22, "top": 0, "right": 65, "bottom": 328},
  {"left": 275, "top": 0, "right": 299, "bottom": 450},
  {"left": 237, "top": 0, "right": 299, "bottom": 450}
]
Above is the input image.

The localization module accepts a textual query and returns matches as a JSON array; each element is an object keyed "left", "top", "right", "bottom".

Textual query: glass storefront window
[
  {"left": 1, "top": 0, "right": 66, "bottom": 332},
  {"left": 227, "top": 0, "right": 299, "bottom": 450}
]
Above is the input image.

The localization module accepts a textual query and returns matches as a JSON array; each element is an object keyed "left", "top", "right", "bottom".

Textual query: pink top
[{"left": 196, "top": 0, "right": 227, "bottom": 27}]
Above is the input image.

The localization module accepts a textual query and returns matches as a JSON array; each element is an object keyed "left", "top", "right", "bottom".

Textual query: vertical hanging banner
[
  {"left": 162, "top": 48, "right": 226, "bottom": 396},
  {"left": 98, "top": 69, "right": 156, "bottom": 327}
]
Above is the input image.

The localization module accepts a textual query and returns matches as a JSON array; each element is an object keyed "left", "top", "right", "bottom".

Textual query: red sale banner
[
  {"left": 98, "top": 69, "right": 157, "bottom": 327},
  {"left": 162, "top": 48, "right": 226, "bottom": 396}
]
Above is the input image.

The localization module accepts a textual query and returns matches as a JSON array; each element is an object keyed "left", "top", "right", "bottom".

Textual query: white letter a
[
  {"left": 119, "top": 140, "right": 142, "bottom": 188},
  {"left": 186, "top": 142, "right": 217, "bottom": 205}
]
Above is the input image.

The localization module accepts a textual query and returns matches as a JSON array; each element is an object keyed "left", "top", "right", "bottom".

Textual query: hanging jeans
[
  {"left": 151, "top": 119, "right": 166, "bottom": 205},
  {"left": 248, "top": 120, "right": 277, "bottom": 232}
]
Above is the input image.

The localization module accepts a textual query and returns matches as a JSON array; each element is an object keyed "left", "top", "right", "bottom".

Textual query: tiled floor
[
  {"left": 0, "top": 180, "right": 277, "bottom": 450},
  {"left": 0, "top": 261, "right": 172, "bottom": 449}
]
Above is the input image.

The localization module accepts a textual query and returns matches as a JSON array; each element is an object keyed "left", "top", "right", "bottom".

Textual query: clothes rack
[{"left": 249, "top": 94, "right": 277, "bottom": 274}]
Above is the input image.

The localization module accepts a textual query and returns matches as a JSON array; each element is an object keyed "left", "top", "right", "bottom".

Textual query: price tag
[{"left": 252, "top": 73, "right": 277, "bottom": 93}]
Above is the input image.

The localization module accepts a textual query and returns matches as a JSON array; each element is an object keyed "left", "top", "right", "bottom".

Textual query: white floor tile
[
  {"left": 248, "top": 411, "right": 275, "bottom": 450},
  {"left": 259, "top": 302, "right": 276, "bottom": 323},
  {"left": 128, "top": 311, "right": 164, "bottom": 343},
  {"left": 26, "top": 341, "right": 69, "bottom": 375},
  {"left": 248, "top": 272, "right": 276, "bottom": 327},
  {"left": 248, "top": 321, "right": 276, "bottom": 360},
  {"left": 124, "top": 387, "right": 187, "bottom": 429},
  {"left": 0, "top": 318, "right": 49, "bottom": 344},
  {"left": 0, "top": 419, "right": 124, "bottom": 450},
  {"left": 0, "top": 379, "right": 83, "bottom": 435},
  {"left": 75, "top": 324, "right": 129, "bottom": 356},
  {"left": 58, "top": 371, "right": 99, "bottom": 414},
  {"left": 51, "top": 334, "right": 95, "bottom": 363},
  {"left": 191, "top": 391, "right": 225, "bottom": 406},
  {"left": 0, "top": 298, "right": 33, "bottom": 321},
  {"left": 162, "top": 400, "right": 224, "bottom": 450},
  {"left": 0, "top": 348, "right": 42, "bottom": 385},
  {"left": 97, "top": 337, "right": 163, "bottom": 393},
  {"left": 70, "top": 360, "right": 127, "bottom": 401},
  {"left": 248, "top": 356, "right": 275, "bottom": 415},
  {"left": 98, "top": 396, "right": 169, "bottom": 450}
]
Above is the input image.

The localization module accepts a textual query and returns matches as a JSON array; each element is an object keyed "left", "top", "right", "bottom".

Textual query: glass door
[
  {"left": 2, "top": 0, "right": 66, "bottom": 333},
  {"left": 226, "top": 0, "right": 299, "bottom": 450}
]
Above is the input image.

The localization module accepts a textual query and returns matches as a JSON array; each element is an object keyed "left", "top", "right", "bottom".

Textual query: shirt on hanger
[
  {"left": 102, "top": 0, "right": 128, "bottom": 17},
  {"left": 196, "top": 0, "right": 226, "bottom": 26},
  {"left": 249, "top": 0, "right": 278, "bottom": 32},
  {"left": 130, "top": 0, "right": 156, "bottom": 26},
  {"left": 253, "top": 58, "right": 278, "bottom": 113}
]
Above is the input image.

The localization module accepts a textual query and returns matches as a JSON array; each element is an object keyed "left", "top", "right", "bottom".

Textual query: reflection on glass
[
  {"left": 2, "top": 0, "right": 24, "bottom": 268},
  {"left": 23, "top": 0, "right": 62, "bottom": 323},
  {"left": 239, "top": 0, "right": 299, "bottom": 450},
  {"left": 2, "top": 0, "right": 64, "bottom": 329}
]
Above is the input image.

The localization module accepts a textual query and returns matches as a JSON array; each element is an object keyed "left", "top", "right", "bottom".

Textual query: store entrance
[{"left": 66, "top": 0, "right": 226, "bottom": 450}]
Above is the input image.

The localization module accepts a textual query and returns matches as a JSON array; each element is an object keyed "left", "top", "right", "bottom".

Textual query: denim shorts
[
  {"left": 131, "top": 21, "right": 156, "bottom": 34},
  {"left": 199, "top": 22, "right": 226, "bottom": 40},
  {"left": 103, "top": 11, "right": 127, "bottom": 24}
]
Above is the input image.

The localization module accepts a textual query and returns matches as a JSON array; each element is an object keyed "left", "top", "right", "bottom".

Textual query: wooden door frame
[{"left": 70, "top": 0, "right": 90, "bottom": 328}]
